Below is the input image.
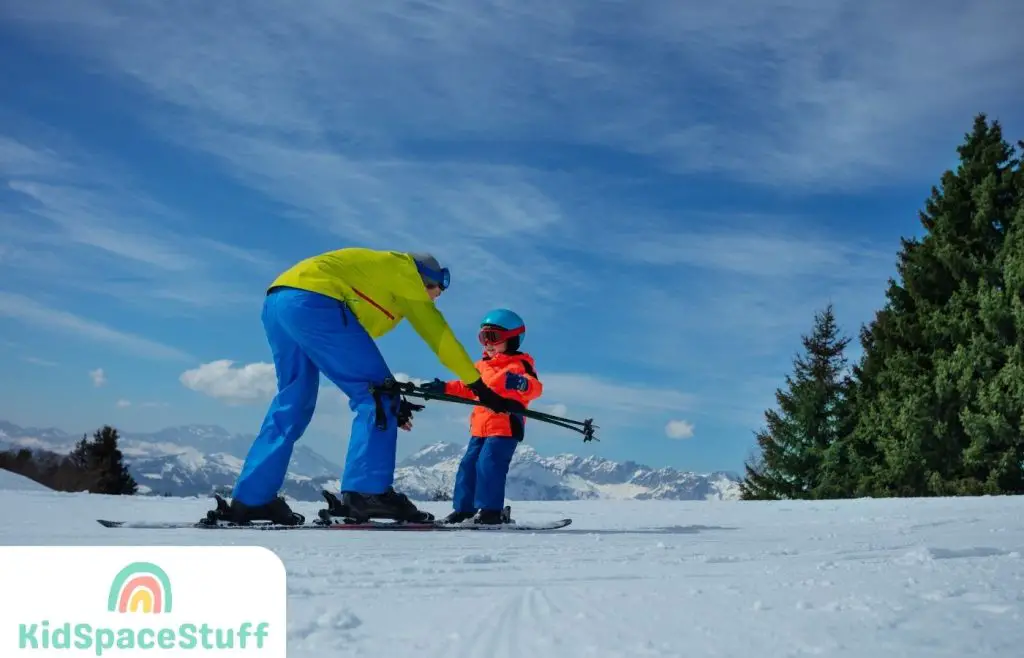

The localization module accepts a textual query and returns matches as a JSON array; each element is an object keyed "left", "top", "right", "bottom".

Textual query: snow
[
  {"left": 0, "top": 468, "right": 51, "bottom": 492},
  {"left": 3, "top": 488, "right": 1022, "bottom": 657}
]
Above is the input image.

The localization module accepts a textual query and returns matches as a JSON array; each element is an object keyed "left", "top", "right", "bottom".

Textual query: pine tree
[
  {"left": 842, "top": 114, "right": 1022, "bottom": 496},
  {"left": 740, "top": 303, "right": 852, "bottom": 500},
  {"left": 958, "top": 145, "right": 1024, "bottom": 493},
  {"left": 67, "top": 426, "right": 138, "bottom": 495},
  {"left": 89, "top": 426, "right": 138, "bottom": 495}
]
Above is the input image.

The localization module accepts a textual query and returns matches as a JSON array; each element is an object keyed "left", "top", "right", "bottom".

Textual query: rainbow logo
[{"left": 106, "top": 562, "right": 173, "bottom": 614}]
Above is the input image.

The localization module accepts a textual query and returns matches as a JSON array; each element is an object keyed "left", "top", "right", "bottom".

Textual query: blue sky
[{"left": 1, "top": 1, "right": 1022, "bottom": 475}]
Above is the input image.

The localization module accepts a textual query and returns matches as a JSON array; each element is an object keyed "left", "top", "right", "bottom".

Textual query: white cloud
[
  {"left": 179, "top": 360, "right": 276, "bottom": 404},
  {"left": 0, "top": 292, "right": 191, "bottom": 361},
  {"left": 540, "top": 403, "right": 569, "bottom": 418},
  {"left": 89, "top": 368, "right": 106, "bottom": 387},
  {"left": 23, "top": 356, "right": 57, "bottom": 367},
  {"left": 116, "top": 399, "right": 131, "bottom": 408},
  {"left": 393, "top": 372, "right": 427, "bottom": 386},
  {"left": 0, "top": 130, "right": 279, "bottom": 311},
  {"left": 179, "top": 360, "right": 692, "bottom": 436},
  {"left": 593, "top": 222, "right": 895, "bottom": 281},
  {"left": 539, "top": 373, "right": 695, "bottom": 419},
  {"left": 178, "top": 363, "right": 445, "bottom": 406},
  {"left": 382, "top": 370, "right": 694, "bottom": 426},
  {"left": 665, "top": 419, "right": 695, "bottom": 440},
  {"left": 5, "top": 1, "right": 1019, "bottom": 190}
]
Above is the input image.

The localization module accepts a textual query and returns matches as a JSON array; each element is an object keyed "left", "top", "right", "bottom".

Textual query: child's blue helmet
[{"left": 479, "top": 308, "right": 526, "bottom": 351}]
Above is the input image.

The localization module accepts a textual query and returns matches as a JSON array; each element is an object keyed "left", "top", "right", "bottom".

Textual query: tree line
[
  {"left": 742, "top": 114, "right": 1024, "bottom": 499},
  {"left": 0, "top": 425, "right": 137, "bottom": 495}
]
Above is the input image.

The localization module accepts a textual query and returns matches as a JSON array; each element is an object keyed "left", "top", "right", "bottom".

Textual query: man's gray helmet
[{"left": 409, "top": 252, "right": 450, "bottom": 290}]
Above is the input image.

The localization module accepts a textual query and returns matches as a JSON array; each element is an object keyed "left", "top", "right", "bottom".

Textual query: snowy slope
[
  {"left": 3, "top": 489, "right": 1022, "bottom": 657},
  {"left": 0, "top": 467, "right": 52, "bottom": 492},
  {"left": 0, "top": 421, "right": 740, "bottom": 501}
]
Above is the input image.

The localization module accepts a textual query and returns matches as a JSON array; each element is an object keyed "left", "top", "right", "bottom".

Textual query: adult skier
[
  {"left": 421, "top": 309, "right": 543, "bottom": 524},
  {"left": 206, "top": 247, "right": 524, "bottom": 526}
]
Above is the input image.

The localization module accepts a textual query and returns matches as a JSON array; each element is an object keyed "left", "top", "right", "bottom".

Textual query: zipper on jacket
[{"left": 351, "top": 286, "right": 395, "bottom": 320}]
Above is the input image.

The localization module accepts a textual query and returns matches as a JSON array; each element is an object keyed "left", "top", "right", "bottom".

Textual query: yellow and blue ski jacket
[{"left": 269, "top": 248, "right": 481, "bottom": 384}]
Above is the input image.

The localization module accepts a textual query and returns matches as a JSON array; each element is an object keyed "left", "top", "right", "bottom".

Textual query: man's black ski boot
[
  {"left": 474, "top": 506, "right": 514, "bottom": 525},
  {"left": 201, "top": 494, "right": 305, "bottom": 526},
  {"left": 317, "top": 490, "right": 356, "bottom": 524},
  {"left": 442, "top": 510, "right": 476, "bottom": 524},
  {"left": 328, "top": 487, "right": 434, "bottom": 523}
]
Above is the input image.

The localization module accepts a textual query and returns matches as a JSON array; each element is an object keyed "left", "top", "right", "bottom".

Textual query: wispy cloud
[
  {"left": 23, "top": 356, "right": 57, "bottom": 367},
  {"left": 89, "top": 368, "right": 106, "bottom": 387},
  {"left": 0, "top": 291, "right": 191, "bottom": 361},
  {"left": 177, "top": 360, "right": 695, "bottom": 435},
  {"left": 4, "top": 0, "right": 1014, "bottom": 324},
  {"left": 5, "top": 1, "right": 1019, "bottom": 190},
  {"left": 115, "top": 400, "right": 169, "bottom": 409},
  {"left": 528, "top": 372, "right": 696, "bottom": 426},
  {"left": 595, "top": 223, "right": 895, "bottom": 280},
  {"left": 0, "top": 127, "right": 279, "bottom": 313}
]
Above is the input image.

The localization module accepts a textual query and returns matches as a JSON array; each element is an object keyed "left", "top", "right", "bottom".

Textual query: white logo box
[{"left": 0, "top": 545, "right": 287, "bottom": 657}]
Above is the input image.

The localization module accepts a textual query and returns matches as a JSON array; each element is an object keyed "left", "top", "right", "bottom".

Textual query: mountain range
[{"left": 0, "top": 420, "right": 741, "bottom": 501}]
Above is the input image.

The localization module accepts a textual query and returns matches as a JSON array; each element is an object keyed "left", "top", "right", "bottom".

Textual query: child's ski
[{"left": 95, "top": 517, "right": 571, "bottom": 531}]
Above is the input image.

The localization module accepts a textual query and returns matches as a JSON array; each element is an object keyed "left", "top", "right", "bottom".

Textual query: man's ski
[
  {"left": 95, "top": 517, "right": 571, "bottom": 531},
  {"left": 97, "top": 494, "right": 571, "bottom": 532}
]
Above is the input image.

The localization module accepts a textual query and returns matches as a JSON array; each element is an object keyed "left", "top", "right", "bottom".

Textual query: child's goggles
[{"left": 478, "top": 325, "right": 525, "bottom": 345}]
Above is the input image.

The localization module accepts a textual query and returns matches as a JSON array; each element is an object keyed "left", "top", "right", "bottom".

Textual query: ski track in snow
[{"left": 2, "top": 488, "right": 1023, "bottom": 657}]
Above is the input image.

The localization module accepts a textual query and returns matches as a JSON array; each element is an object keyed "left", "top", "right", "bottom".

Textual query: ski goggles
[
  {"left": 417, "top": 262, "right": 450, "bottom": 290},
  {"left": 478, "top": 325, "right": 525, "bottom": 345}
]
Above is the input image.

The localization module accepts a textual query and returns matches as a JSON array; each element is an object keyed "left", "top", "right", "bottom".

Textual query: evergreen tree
[
  {"left": 69, "top": 435, "right": 91, "bottom": 472},
  {"left": 89, "top": 426, "right": 138, "bottom": 495},
  {"left": 741, "top": 303, "right": 852, "bottom": 500},
  {"left": 841, "top": 114, "right": 1022, "bottom": 496},
  {"left": 958, "top": 146, "right": 1024, "bottom": 493},
  {"left": 67, "top": 426, "right": 138, "bottom": 495}
]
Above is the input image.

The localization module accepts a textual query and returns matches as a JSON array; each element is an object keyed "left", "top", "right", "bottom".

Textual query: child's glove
[
  {"left": 421, "top": 378, "right": 447, "bottom": 396},
  {"left": 468, "top": 379, "right": 526, "bottom": 414},
  {"left": 504, "top": 372, "right": 529, "bottom": 392}
]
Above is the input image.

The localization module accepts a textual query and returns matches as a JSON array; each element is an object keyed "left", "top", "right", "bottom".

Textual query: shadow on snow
[{"left": 552, "top": 524, "right": 739, "bottom": 536}]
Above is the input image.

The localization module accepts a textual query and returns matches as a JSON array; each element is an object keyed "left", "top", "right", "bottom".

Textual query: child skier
[{"left": 421, "top": 308, "right": 543, "bottom": 524}]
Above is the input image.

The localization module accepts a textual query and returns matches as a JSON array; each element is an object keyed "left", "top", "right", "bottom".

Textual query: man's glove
[
  {"left": 420, "top": 378, "right": 447, "bottom": 396},
  {"left": 504, "top": 372, "right": 528, "bottom": 392},
  {"left": 468, "top": 379, "right": 526, "bottom": 414},
  {"left": 397, "top": 398, "right": 424, "bottom": 429}
]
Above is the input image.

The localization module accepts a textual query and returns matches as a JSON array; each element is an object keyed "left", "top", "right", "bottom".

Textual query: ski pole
[{"left": 372, "top": 378, "right": 598, "bottom": 442}]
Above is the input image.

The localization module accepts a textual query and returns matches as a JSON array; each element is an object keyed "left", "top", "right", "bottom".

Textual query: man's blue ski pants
[{"left": 232, "top": 286, "right": 399, "bottom": 506}]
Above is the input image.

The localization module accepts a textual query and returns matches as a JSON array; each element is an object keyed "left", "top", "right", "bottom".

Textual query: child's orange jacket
[{"left": 444, "top": 351, "right": 543, "bottom": 439}]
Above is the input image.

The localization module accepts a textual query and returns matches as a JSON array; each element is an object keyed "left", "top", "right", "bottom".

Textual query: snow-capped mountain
[
  {"left": 0, "top": 421, "right": 741, "bottom": 501},
  {"left": 332, "top": 442, "right": 742, "bottom": 501},
  {"left": 0, "top": 420, "right": 340, "bottom": 499}
]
